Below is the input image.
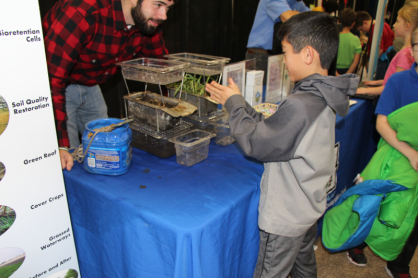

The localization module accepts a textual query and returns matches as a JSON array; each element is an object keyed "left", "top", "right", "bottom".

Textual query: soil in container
[{"left": 135, "top": 94, "right": 176, "bottom": 108}]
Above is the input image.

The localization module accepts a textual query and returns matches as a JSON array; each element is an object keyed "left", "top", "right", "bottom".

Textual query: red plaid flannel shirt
[{"left": 42, "top": 0, "right": 168, "bottom": 147}]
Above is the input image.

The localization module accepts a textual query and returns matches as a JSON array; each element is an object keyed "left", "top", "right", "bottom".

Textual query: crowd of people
[{"left": 40, "top": 0, "right": 418, "bottom": 277}]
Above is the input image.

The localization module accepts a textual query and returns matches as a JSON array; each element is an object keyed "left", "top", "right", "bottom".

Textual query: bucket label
[{"left": 86, "top": 149, "right": 121, "bottom": 169}]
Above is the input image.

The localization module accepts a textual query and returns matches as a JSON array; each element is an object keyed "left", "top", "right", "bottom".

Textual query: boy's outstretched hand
[{"left": 205, "top": 78, "right": 242, "bottom": 106}]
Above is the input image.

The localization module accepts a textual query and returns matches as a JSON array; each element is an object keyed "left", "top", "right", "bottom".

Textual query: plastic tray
[
  {"left": 165, "top": 53, "right": 230, "bottom": 76},
  {"left": 124, "top": 92, "right": 182, "bottom": 131},
  {"left": 167, "top": 87, "right": 218, "bottom": 117},
  {"left": 130, "top": 121, "right": 193, "bottom": 158},
  {"left": 169, "top": 129, "right": 215, "bottom": 166},
  {"left": 117, "top": 58, "right": 190, "bottom": 85},
  {"left": 253, "top": 103, "right": 278, "bottom": 118}
]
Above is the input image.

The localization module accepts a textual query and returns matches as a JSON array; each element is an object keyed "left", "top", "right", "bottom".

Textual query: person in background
[
  {"left": 207, "top": 12, "right": 358, "bottom": 278},
  {"left": 346, "top": 25, "right": 418, "bottom": 278},
  {"left": 355, "top": 10, "right": 394, "bottom": 80},
  {"left": 42, "top": 0, "right": 177, "bottom": 171},
  {"left": 336, "top": 8, "right": 362, "bottom": 75},
  {"left": 357, "top": 2, "right": 418, "bottom": 95},
  {"left": 246, "top": 0, "right": 310, "bottom": 84},
  {"left": 323, "top": 0, "right": 339, "bottom": 17}
]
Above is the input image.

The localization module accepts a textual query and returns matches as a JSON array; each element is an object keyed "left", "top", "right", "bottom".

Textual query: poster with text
[
  {"left": 0, "top": 1, "right": 80, "bottom": 278},
  {"left": 265, "top": 55, "right": 284, "bottom": 104},
  {"left": 222, "top": 62, "right": 246, "bottom": 97}
]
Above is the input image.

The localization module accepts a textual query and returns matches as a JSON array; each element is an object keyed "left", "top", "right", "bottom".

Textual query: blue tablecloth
[
  {"left": 64, "top": 141, "right": 264, "bottom": 278},
  {"left": 63, "top": 99, "right": 377, "bottom": 278}
]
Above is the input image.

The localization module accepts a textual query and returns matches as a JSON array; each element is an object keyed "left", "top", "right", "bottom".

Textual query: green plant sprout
[{"left": 172, "top": 74, "right": 216, "bottom": 97}]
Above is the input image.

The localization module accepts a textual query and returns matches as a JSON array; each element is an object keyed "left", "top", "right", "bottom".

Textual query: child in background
[
  {"left": 357, "top": 2, "right": 418, "bottom": 95},
  {"left": 336, "top": 8, "right": 362, "bottom": 75},
  {"left": 346, "top": 25, "right": 418, "bottom": 278},
  {"left": 206, "top": 12, "right": 358, "bottom": 278},
  {"left": 355, "top": 10, "right": 394, "bottom": 81},
  {"left": 355, "top": 10, "right": 394, "bottom": 57}
]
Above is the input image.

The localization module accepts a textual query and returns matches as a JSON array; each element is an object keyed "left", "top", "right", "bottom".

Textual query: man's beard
[{"left": 131, "top": 2, "right": 163, "bottom": 35}]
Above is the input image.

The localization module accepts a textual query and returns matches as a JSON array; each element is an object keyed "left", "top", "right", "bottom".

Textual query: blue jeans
[{"left": 65, "top": 84, "right": 108, "bottom": 147}]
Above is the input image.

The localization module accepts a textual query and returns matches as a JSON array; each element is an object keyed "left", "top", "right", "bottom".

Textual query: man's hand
[
  {"left": 59, "top": 149, "right": 74, "bottom": 171},
  {"left": 279, "top": 10, "right": 300, "bottom": 22},
  {"left": 205, "top": 78, "right": 241, "bottom": 105}
]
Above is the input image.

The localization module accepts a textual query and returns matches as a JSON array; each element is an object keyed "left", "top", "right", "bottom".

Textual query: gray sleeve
[{"left": 224, "top": 94, "right": 325, "bottom": 162}]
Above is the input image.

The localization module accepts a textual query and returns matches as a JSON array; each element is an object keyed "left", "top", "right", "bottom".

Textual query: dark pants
[
  {"left": 355, "top": 213, "right": 418, "bottom": 273},
  {"left": 253, "top": 223, "right": 318, "bottom": 278},
  {"left": 336, "top": 68, "right": 349, "bottom": 75}
]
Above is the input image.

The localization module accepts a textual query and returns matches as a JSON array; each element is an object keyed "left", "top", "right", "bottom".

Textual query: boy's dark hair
[
  {"left": 355, "top": 11, "right": 372, "bottom": 29},
  {"left": 276, "top": 12, "right": 339, "bottom": 70},
  {"left": 339, "top": 8, "right": 356, "bottom": 27},
  {"left": 323, "top": 0, "right": 339, "bottom": 14}
]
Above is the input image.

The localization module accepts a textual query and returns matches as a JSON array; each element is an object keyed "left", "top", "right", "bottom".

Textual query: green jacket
[{"left": 323, "top": 102, "right": 418, "bottom": 260}]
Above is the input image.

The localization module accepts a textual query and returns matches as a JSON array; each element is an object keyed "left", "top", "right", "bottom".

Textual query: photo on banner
[
  {"left": 0, "top": 247, "right": 25, "bottom": 278},
  {"left": 46, "top": 269, "right": 79, "bottom": 278},
  {"left": 0, "top": 206, "right": 15, "bottom": 237},
  {"left": 0, "top": 162, "right": 4, "bottom": 183},
  {"left": 0, "top": 95, "right": 9, "bottom": 136}
]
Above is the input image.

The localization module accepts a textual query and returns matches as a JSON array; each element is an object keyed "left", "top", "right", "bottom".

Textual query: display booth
[{"left": 0, "top": 1, "right": 386, "bottom": 277}]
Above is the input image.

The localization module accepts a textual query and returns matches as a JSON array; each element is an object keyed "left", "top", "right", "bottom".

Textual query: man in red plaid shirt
[{"left": 43, "top": 0, "right": 177, "bottom": 171}]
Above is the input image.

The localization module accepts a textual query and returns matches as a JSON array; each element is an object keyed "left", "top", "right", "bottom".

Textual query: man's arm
[
  {"left": 44, "top": 7, "right": 92, "bottom": 147},
  {"left": 266, "top": 0, "right": 308, "bottom": 23},
  {"left": 43, "top": 7, "right": 93, "bottom": 171},
  {"left": 376, "top": 115, "right": 418, "bottom": 171},
  {"left": 279, "top": 10, "right": 300, "bottom": 22}
]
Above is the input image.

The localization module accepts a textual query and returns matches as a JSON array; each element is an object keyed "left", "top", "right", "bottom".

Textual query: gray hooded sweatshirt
[{"left": 224, "top": 73, "right": 359, "bottom": 237}]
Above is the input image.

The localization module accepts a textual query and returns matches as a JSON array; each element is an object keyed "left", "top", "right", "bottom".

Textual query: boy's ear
[{"left": 304, "top": 46, "right": 315, "bottom": 65}]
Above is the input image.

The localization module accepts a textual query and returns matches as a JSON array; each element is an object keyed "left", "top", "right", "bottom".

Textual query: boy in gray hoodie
[{"left": 206, "top": 12, "right": 359, "bottom": 278}]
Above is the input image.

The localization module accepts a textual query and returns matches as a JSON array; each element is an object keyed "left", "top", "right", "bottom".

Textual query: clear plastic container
[
  {"left": 164, "top": 53, "right": 230, "bottom": 76},
  {"left": 214, "top": 124, "right": 235, "bottom": 146},
  {"left": 117, "top": 58, "right": 190, "bottom": 85},
  {"left": 169, "top": 129, "right": 215, "bottom": 166}
]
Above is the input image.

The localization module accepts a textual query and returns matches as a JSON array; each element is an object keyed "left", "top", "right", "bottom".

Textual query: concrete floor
[{"left": 315, "top": 237, "right": 418, "bottom": 277}]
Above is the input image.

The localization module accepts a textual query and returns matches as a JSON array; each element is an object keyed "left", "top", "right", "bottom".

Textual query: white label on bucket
[
  {"left": 87, "top": 149, "right": 121, "bottom": 170},
  {"left": 88, "top": 157, "right": 96, "bottom": 168}
]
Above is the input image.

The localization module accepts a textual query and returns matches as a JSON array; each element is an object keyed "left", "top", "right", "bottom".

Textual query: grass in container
[
  {"left": 171, "top": 73, "right": 216, "bottom": 97},
  {"left": 167, "top": 74, "right": 219, "bottom": 117},
  {"left": 169, "top": 129, "right": 215, "bottom": 166}
]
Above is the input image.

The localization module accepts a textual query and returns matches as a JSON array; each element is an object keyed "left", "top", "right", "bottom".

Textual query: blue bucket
[{"left": 82, "top": 118, "right": 132, "bottom": 175}]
